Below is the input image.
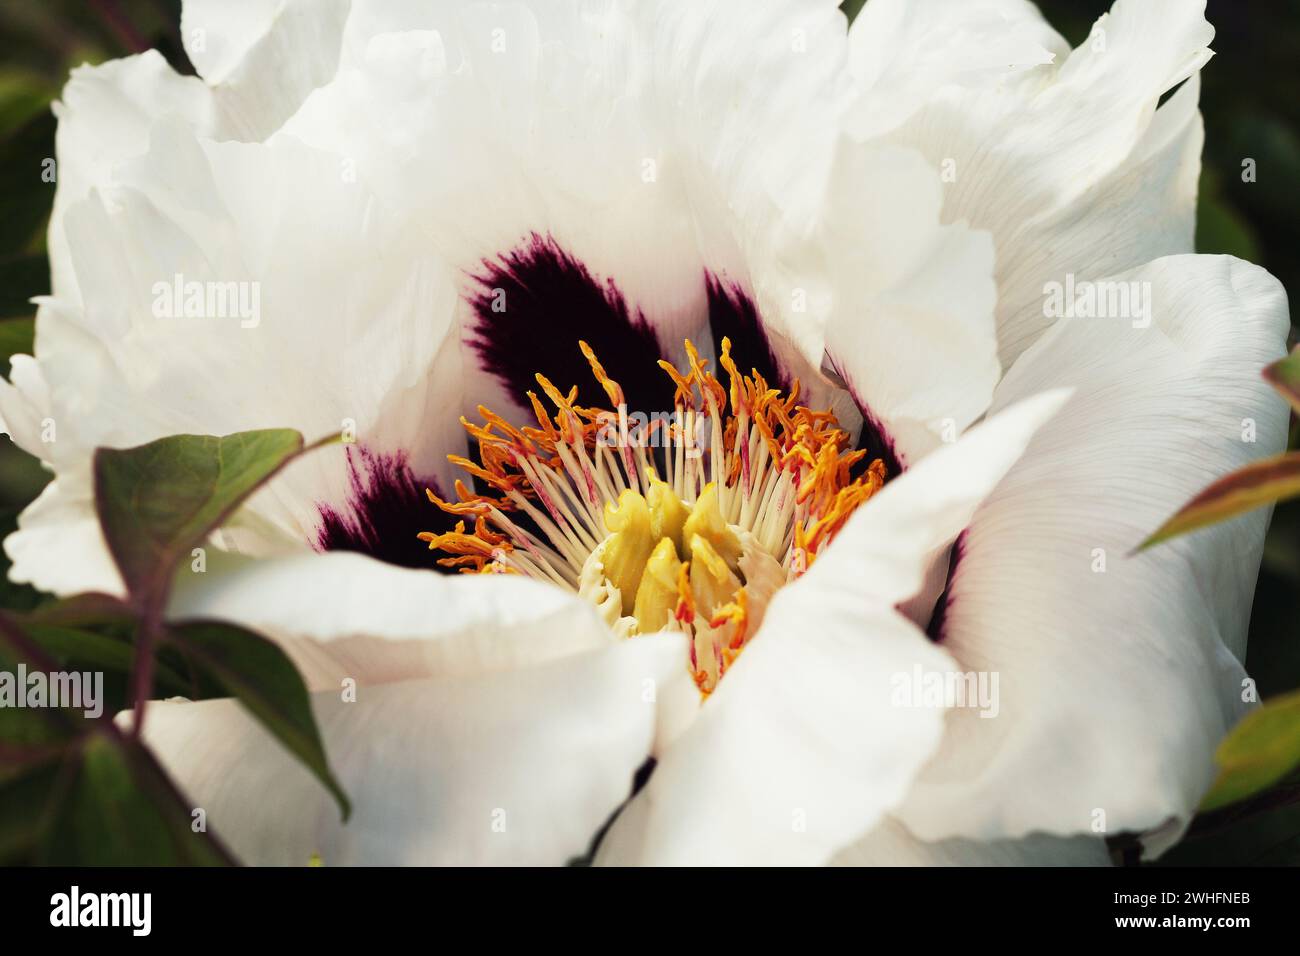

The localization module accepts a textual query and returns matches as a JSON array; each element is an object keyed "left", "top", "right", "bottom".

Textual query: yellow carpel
[
  {"left": 602, "top": 489, "right": 657, "bottom": 616},
  {"left": 681, "top": 483, "right": 742, "bottom": 572},
  {"left": 688, "top": 533, "right": 741, "bottom": 618},
  {"left": 646, "top": 475, "right": 688, "bottom": 557},
  {"left": 633, "top": 537, "right": 685, "bottom": 633}
]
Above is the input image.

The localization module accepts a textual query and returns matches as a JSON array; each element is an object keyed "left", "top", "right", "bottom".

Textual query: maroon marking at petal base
[
  {"left": 468, "top": 233, "right": 676, "bottom": 412},
  {"left": 925, "top": 530, "right": 966, "bottom": 642},
  {"left": 706, "top": 275, "right": 789, "bottom": 392},
  {"left": 317, "top": 446, "right": 454, "bottom": 572},
  {"left": 855, "top": 409, "right": 903, "bottom": 482},
  {"left": 826, "top": 353, "right": 904, "bottom": 481}
]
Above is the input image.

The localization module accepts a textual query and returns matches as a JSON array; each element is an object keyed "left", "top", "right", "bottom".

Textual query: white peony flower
[{"left": 0, "top": 0, "right": 1289, "bottom": 866}]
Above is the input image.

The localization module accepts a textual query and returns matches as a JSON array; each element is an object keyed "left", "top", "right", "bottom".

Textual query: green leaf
[
  {"left": 1201, "top": 691, "right": 1300, "bottom": 812},
  {"left": 166, "top": 620, "right": 350, "bottom": 820},
  {"left": 24, "top": 592, "right": 136, "bottom": 629},
  {"left": 1138, "top": 452, "right": 1300, "bottom": 550},
  {"left": 36, "top": 733, "right": 236, "bottom": 866},
  {"left": 0, "top": 610, "right": 236, "bottom": 865},
  {"left": 92, "top": 429, "right": 313, "bottom": 603},
  {"left": 1264, "top": 347, "right": 1300, "bottom": 415},
  {"left": 0, "top": 613, "right": 82, "bottom": 745},
  {"left": 22, "top": 623, "right": 140, "bottom": 677},
  {"left": 28, "top": 624, "right": 191, "bottom": 698},
  {"left": 0, "top": 757, "right": 61, "bottom": 863},
  {"left": 0, "top": 704, "right": 74, "bottom": 751},
  {"left": 89, "top": 428, "right": 349, "bottom": 829},
  {"left": 11, "top": 596, "right": 191, "bottom": 714}
]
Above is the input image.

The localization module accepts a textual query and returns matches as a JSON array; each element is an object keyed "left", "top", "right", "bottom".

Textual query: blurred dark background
[{"left": 0, "top": 0, "right": 1297, "bottom": 861}]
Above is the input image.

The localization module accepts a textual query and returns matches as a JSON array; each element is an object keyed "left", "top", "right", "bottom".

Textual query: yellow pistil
[
  {"left": 687, "top": 534, "right": 741, "bottom": 618},
  {"left": 634, "top": 537, "right": 686, "bottom": 634},
  {"left": 421, "top": 336, "right": 889, "bottom": 693},
  {"left": 681, "top": 483, "right": 742, "bottom": 573},
  {"left": 646, "top": 475, "right": 688, "bottom": 556},
  {"left": 602, "top": 489, "right": 657, "bottom": 616}
]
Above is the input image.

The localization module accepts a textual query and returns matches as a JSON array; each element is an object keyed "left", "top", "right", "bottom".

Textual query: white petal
[
  {"left": 137, "top": 633, "right": 686, "bottom": 866},
  {"left": 3, "top": 117, "right": 465, "bottom": 595},
  {"left": 48, "top": 53, "right": 212, "bottom": 302},
  {"left": 817, "top": 148, "right": 1000, "bottom": 465},
  {"left": 728, "top": 2, "right": 1013, "bottom": 464},
  {"left": 978, "top": 70, "right": 1206, "bottom": 368},
  {"left": 10, "top": 1, "right": 868, "bottom": 596},
  {"left": 280, "top": 1, "right": 872, "bottom": 422},
  {"left": 598, "top": 393, "right": 1068, "bottom": 865},
  {"left": 280, "top": 3, "right": 717, "bottom": 420},
  {"left": 833, "top": 817, "right": 1111, "bottom": 866},
  {"left": 167, "top": 550, "right": 622, "bottom": 689},
  {"left": 806, "top": 389, "right": 1072, "bottom": 609},
  {"left": 596, "top": 606, "right": 955, "bottom": 867},
  {"left": 182, "top": 0, "right": 288, "bottom": 83},
  {"left": 851, "top": 0, "right": 1214, "bottom": 367},
  {"left": 182, "top": 0, "right": 350, "bottom": 141},
  {"left": 0, "top": 354, "right": 53, "bottom": 453},
  {"left": 2, "top": 479, "right": 122, "bottom": 597},
  {"left": 847, "top": 0, "right": 1065, "bottom": 139},
  {"left": 629, "top": 0, "right": 852, "bottom": 370},
  {"left": 896, "top": 255, "right": 1291, "bottom": 857}
]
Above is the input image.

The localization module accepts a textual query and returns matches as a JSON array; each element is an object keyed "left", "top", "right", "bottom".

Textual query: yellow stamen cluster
[{"left": 419, "top": 338, "right": 886, "bottom": 693}]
